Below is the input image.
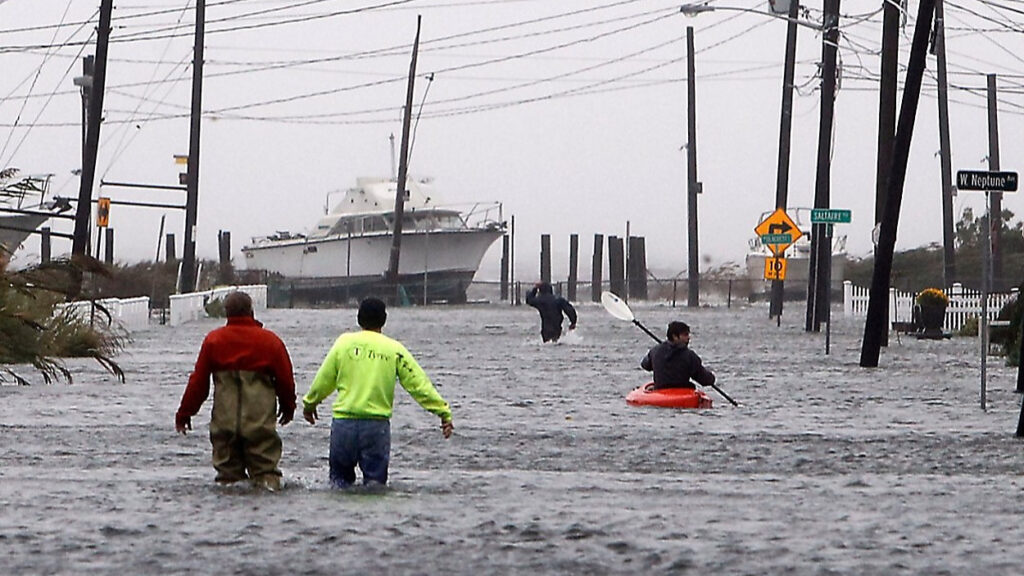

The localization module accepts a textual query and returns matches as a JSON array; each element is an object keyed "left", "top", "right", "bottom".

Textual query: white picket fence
[
  {"left": 843, "top": 280, "right": 1019, "bottom": 332},
  {"left": 57, "top": 296, "right": 152, "bottom": 333},
  {"left": 168, "top": 285, "right": 268, "bottom": 327}
]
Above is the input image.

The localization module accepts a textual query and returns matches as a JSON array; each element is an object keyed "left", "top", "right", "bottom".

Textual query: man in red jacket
[{"left": 175, "top": 291, "right": 296, "bottom": 491}]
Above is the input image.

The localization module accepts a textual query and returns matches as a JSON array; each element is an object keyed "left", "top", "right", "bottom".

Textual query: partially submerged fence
[
  {"left": 58, "top": 296, "right": 151, "bottom": 333},
  {"left": 56, "top": 286, "right": 269, "bottom": 331},
  {"left": 467, "top": 277, "right": 754, "bottom": 308},
  {"left": 168, "top": 284, "right": 267, "bottom": 327},
  {"left": 843, "top": 280, "right": 1019, "bottom": 332}
]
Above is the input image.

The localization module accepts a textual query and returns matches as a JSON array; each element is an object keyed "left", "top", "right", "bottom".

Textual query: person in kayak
[
  {"left": 301, "top": 297, "right": 453, "bottom": 488},
  {"left": 525, "top": 281, "right": 577, "bottom": 342},
  {"left": 640, "top": 321, "right": 715, "bottom": 390},
  {"left": 175, "top": 291, "right": 296, "bottom": 491}
]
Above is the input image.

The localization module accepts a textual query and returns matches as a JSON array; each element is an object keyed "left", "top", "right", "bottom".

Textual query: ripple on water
[{"left": 2, "top": 304, "right": 1024, "bottom": 574}]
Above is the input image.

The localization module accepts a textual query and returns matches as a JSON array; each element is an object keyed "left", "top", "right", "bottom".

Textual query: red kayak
[{"left": 626, "top": 383, "right": 713, "bottom": 409}]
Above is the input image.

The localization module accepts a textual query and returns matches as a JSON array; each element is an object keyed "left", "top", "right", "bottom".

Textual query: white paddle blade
[{"left": 601, "top": 291, "right": 635, "bottom": 322}]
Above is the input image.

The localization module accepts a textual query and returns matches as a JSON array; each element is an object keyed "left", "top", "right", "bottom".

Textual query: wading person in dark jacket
[
  {"left": 640, "top": 321, "right": 715, "bottom": 390},
  {"left": 175, "top": 291, "right": 296, "bottom": 491},
  {"left": 525, "top": 282, "right": 577, "bottom": 342}
]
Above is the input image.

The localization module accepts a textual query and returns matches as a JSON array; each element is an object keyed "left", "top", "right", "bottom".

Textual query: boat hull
[
  {"left": 0, "top": 212, "right": 50, "bottom": 259},
  {"left": 745, "top": 252, "right": 847, "bottom": 300},
  {"left": 243, "top": 228, "right": 503, "bottom": 306},
  {"left": 264, "top": 269, "right": 480, "bottom": 307}
]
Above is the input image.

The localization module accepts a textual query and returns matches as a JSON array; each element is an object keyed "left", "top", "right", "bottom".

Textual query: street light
[
  {"left": 678, "top": 0, "right": 817, "bottom": 319},
  {"left": 679, "top": 1, "right": 820, "bottom": 30},
  {"left": 72, "top": 56, "right": 94, "bottom": 169}
]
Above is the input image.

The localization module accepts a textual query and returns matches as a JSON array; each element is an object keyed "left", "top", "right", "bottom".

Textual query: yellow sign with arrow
[{"left": 754, "top": 208, "right": 803, "bottom": 256}]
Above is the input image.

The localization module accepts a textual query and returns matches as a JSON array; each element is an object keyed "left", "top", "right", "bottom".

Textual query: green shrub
[
  {"left": 991, "top": 295, "right": 1022, "bottom": 367},
  {"left": 204, "top": 296, "right": 226, "bottom": 318},
  {"left": 958, "top": 316, "right": 979, "bottom": 337},
  {"left": 1, "top": 258, "right": 126, "bottom": 384}
]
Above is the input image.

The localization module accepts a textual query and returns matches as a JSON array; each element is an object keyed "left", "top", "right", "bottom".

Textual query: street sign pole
[
  {"left": 825, "top": 223, "right": 832, "bottom": 354},
  {"left": 954, "top": 169, "right": 1019, "bottom": 410},
  {"left": 810, "top": 209, "right": 850, "bottom": 354},
  {"left": 754, "top": 209, "right": 803, "bottom": 326},
  {"left": 981, "top": 190, "right": 990, "bottom": 410}
]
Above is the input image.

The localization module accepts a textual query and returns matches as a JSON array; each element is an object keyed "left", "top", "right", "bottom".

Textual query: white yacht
[{"left": 242, "top": 176, "right": 504, "bottom": 305}]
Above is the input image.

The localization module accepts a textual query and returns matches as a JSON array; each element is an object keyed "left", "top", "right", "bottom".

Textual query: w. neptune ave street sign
[{"left": 956, "top": 170, "right": 1018, "bottom": 192}]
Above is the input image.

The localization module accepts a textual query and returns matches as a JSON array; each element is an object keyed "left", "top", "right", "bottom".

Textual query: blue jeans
[{"left": 329, "top": 418, "right": 391, "bottom": 487}]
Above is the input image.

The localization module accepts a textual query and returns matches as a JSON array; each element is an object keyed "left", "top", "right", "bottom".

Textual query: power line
[
  {"left": 2, "top": 1, "right": 663, "bottom": 99},
  {"left": 100, "top": 1, "right": 195, "bottom": 179},
  {"left": 204, "top": 9, "right": 678, "bottom": 115},
  {"left": 0, "top": 1, "right": 92, "bottom": 168},
  {"left": 0, "top": 0, "right": 253, "bottom": 36}
]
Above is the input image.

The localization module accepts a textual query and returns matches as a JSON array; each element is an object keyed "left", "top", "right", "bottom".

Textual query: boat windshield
[
  {"left": 317, "top": 208, "right": 468, "bottom": 235},
  {"left": 408, "top": 210, "right": 465, "bottom": 231},
  {"left": 320, "top": 209, "right": 467, "bottom": 237},
  {"left": 318, "top": 215, "right": 390, "bottom": 236}
]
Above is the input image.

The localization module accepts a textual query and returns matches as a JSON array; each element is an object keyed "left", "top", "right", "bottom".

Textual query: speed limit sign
[{"left": 764, "top": 257, "right": 787, "bottom": 281}]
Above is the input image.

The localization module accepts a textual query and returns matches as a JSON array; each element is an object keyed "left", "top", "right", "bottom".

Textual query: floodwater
[{"left": 2, "top": 299, "right": 1024, "bottom": 575}]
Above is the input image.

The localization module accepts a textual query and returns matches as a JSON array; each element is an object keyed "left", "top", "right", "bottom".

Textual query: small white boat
[
  {"left": 745, "top": 207, "right": 847, "bottom": 299},
  {"left": 242, "top": 176, "right": 504, "bottom": 305}
]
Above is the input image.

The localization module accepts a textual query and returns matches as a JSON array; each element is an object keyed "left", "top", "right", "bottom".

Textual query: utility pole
[
  {"left": 72, "top": 56, "right": 95, "bottom": 256},
  {"left": 71, "top": 0, "right": 113, "bottom": 260},
  {"left": 876, "top": 0, "right": 898, "bottom": 226},
  {"left": 386, "top": 16, "right": 421, "bottom": 290},
  {"left": 872, "top": 0, "right": 899, "bottom": 344},
  {"left": 180, "top": 0, "right": 205, "bottom": 293},
  {"left": 986, "top": 74, "right": 1003, "bottom": 291},
  {"left": 686, "top": 26, "right": 700, "bottom": 308},
  {"left": 805, "top": 0, "right": 840, "bottom": 332},
  {"left": 934, "top": 0, "right": 957, "bottom": 287},
  {"left": 769, "top": 0, "right": 800, "bottom": 320},
  {"left": 860, "top": 0, "right": 937, "bottom": 367}
]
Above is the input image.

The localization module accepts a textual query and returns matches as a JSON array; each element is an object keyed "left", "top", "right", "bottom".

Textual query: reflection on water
[{"left": 1, "top": 302, "right": 1023, "bottom": 574}]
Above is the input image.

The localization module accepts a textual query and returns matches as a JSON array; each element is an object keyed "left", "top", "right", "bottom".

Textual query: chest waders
[{"left": 209, "top": 370, "right": 282, "bottom": 486}]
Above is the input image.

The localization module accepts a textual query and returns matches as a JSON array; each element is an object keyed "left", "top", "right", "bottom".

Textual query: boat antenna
[
  {"left": 407, "top": 72, "right": 434, "bottom": 170},
  {"left": 389, "top": 133, "right": 396, "bottom": 181}
]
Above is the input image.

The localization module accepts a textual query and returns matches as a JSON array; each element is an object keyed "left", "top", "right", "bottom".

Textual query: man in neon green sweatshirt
[{"left": 302, "top": 297, "right": 453, "bottom": 487}]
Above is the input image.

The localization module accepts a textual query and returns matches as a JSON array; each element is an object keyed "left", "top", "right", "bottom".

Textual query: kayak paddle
[{"left": 601, "top": 291, "right": 739, "bottom": 407}]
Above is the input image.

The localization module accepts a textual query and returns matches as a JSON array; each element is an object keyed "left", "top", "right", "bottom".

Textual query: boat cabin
[{"left": 310, "top": 209, "right": 469, "bottom": 239}]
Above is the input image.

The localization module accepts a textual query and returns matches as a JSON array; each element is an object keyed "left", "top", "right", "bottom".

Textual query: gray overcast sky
[{"left": 2, "top": 0, "right": 1023, "bottom": 282}]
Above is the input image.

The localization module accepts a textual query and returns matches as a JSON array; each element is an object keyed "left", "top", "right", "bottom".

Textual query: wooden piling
[
  {"left": 165, "top": 233, "right": 176, "bottom": 263},
  {"left": 40, "top": 227, "right": 51, "bottom": 263},
  {"left": 591, "top": 233, "right": 604, "bottom": 302},
  {"left": 627, "top": 236, "right": 647, "bottom": 300},
  {"left": 500, "top": 234, "right": 509, "bottom": 302},
  {"left": 218, "top": 230, "right": 232, "bottom": 285},
  {"left": 540, "top": 234, "right": 551, "bottom": 284},
  {"left": 104, "top": 228, "right": 114, "bottom": 264},
  {"left": 568, "top": 234, "right": 578, "bottom": 302},
  {"left": 608, "top": 235, "right": 625, "bottom": 298}
]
